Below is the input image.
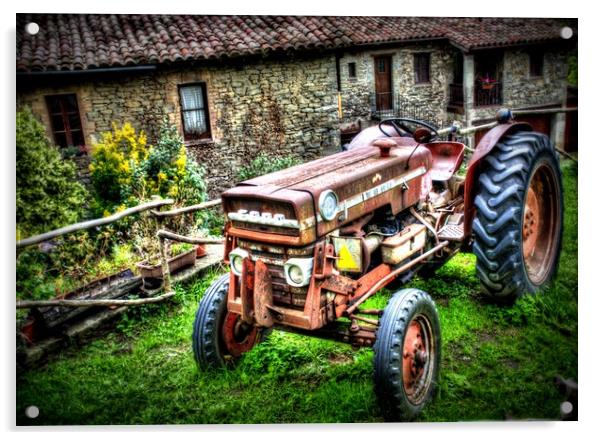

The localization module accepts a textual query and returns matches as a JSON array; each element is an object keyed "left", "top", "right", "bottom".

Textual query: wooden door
[{"left": 374, "top": 56, "right": 392, "bottom": 111}]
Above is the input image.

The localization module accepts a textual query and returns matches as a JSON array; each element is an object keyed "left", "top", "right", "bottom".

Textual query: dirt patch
[{"left": 328, "top": 352, "right": 354, "bottom": 365}]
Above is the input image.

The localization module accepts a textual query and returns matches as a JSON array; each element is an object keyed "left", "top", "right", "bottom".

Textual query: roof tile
[{"left": 16, "top": 14, "right": 576, "bottom": 72}]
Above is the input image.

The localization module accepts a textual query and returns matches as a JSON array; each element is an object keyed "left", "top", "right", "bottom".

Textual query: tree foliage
[{"left": 16, "top": 107, "right": 88, "bottom": 238}]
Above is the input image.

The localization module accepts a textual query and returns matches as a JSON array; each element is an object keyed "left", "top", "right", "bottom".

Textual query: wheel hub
[
  {"left": 222, "top": 312, "right": 259, "bottom": 358},
  {"left": 522, "top": 187, "right": 540, "bottom": 257},
  {"left": 522, "top": 162, "right": 560, "bottom": 285},
  {"left": 402, "top": 317, "right": 434, "bottom": 404}
]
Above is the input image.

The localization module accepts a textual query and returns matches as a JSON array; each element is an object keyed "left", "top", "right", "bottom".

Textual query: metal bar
[
  {"left": 356, "top": 308, "right": 384, "bottom": 316},
  {"left": 556, "top": 148, "right": 578, "bottom": 163},
  {"left": 437, "top": 106, "right": 578, "bottom": 138},
  {"left": 17, "top": 198, "right": 174, "bottom": 249},
  {"left": 16, "top": 290, "right": 176, "bottom": 309},
  {"left": 151, "top": 199, "right": 221, "bottom": 218},
  {"left": 409, "top": 207, "right": 439, "bottom": 243},
  {"left": 156, "top": 229, "right": 225, "bottom": 244},
  {"left": 512, "top": 107, "right": 578, "bottom": 115},
  {"left": 345, "top": 240, "right": 450, "bottom": 316},
  {"left": 349, "top": 314, "right": 379, "bottom": 326}
]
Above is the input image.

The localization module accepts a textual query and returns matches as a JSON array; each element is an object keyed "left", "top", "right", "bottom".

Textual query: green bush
[
  {"left": 90, "top": 121, "right": 207, "bottom": 215},
  {"left": 237, "top": 153, "right": 301, "bottom": 181},
  {"left": 16, "top": 107, "right": 88, "bottom": 238},
  {"left": 136, "top": 121, "right": 207, "bottom": 206},
  {"left": 567, "top": 51, "right": 577, "bottom": 87},
  {"left": 89, "top": 122, "right": 149, "bottom": 215}
]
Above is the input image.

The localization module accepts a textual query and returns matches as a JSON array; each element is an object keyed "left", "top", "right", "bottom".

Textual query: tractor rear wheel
[
  {"left": 192, "top": 273, "right": 269, "bottom": 368},
  {"left": 472, "top": 131, "right": 563, "bottom": 302},
  {"left": 373, "top": 288, "right": 441, "bottom": 421}
]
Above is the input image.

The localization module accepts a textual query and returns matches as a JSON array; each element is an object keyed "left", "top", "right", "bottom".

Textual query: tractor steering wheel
[{"left": 378, "top": 118, "right": 439, "bottom": 141}]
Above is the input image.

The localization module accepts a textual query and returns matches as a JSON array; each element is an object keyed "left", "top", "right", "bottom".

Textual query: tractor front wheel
[
  {"left": 472, "top": 131, "right": 563, "bottom": 302},
  {"left": 373, "top": 288, "right": 441, "bottom": 421},
  {"left": 192, "top": 273, "right": 269, "bottom": 368}
]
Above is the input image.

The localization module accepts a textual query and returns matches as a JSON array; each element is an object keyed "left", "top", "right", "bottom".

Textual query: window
[
  {"left": 348, "top": 62, "right": 357, "bottom": 79},
  {"left": 178, "top": 83, "right": 211, "bottom": 141},
  {"left": 414, "top": 53, "right": 431, "bottom": 84},
  {"left": 529, "top": 51, "right": 544, "bottom": 77},
  {"left": 45, "top": 94, "right": 84, "bottom": 148},
  {"left": 377, "top": 58, "right": 386, "bottom": 73}
]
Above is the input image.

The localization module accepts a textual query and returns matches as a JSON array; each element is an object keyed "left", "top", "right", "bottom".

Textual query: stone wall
[
  {"left": 471, "top": 48, "right": 569, "bottom": 122},
  {"left": 339, "top": 43, "right": 457, "bottom": 127},
  {"left": 339, "top": 53, "right": 374, "bottom": 122},
  {"left": 17, "top": 53, "right": 340, "bottom": 197}
]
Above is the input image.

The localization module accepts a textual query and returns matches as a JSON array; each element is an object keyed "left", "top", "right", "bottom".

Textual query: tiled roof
[{"left": 16, "top": 15, "right": 576, "bottom": 72}]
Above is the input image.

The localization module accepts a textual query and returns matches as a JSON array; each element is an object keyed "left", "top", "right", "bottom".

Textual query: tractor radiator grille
[{"left": 239, "top": 244, "right": 308, "bottom": 310}]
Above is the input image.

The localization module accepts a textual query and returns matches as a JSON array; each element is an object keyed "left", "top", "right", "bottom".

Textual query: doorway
[{"left": 374, "top": 55, "right": 393, "bottom": 111}]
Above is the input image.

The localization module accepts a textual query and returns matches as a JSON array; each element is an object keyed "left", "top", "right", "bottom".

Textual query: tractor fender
[{"left": 463, "top": 121, "right": 532, "bottom": 237}]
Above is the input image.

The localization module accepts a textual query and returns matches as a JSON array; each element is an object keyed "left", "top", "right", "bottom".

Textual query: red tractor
[{"left": 192, "top": 109, "right": 563, "bottom": 421}]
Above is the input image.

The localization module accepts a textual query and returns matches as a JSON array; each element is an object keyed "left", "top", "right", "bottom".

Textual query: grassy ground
[{"left": 16, "top": 161, "right": 577, "bottom": 425}]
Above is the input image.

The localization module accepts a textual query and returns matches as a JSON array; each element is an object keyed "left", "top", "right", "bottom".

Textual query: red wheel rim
[
  {"left": 221, "top": 312, "right": 259, "bottom": 358},
  {"left": 402, "top": 315, "right": 435, "bottom": 405},
  {"left": 522, "top": 162, "right": 561, "bottom": 285}
]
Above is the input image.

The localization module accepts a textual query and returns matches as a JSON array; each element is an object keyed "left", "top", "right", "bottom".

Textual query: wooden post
[{"left": 159, "top": 236, "right": 172, "bottom": 293}]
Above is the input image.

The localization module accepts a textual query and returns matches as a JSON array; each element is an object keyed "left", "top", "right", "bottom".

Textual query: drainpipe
[{"left": 335, "top": 52, "right": 343, "bottom": 119}]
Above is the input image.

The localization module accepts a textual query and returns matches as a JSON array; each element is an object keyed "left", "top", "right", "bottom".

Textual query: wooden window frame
[
  {"left": 348, "top": 62, "right": 357, "bottom": 79},
  {"left": 529, "top": 52, "right": 544, "bottom": 78},
  {"left": 414, "top": 53, "right": 431, "bottom": 84},
  {"left": 44, "top": 93, "right": 85, "bottom": 148},
  {"left": 178, "top": 83, "right": 212, "bottom": 141}
]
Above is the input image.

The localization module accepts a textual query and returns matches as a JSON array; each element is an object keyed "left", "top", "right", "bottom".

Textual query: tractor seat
[{"left": 424, "top": 142, "right": 465, "bottom": 181}]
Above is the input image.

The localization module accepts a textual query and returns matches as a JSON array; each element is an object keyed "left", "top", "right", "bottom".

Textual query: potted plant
[
  {"left": 479, "top": 74, "right": 497, "bottom": 90},
  {"left": 136, "top": 242, "right": 196, "bottom": 282}
]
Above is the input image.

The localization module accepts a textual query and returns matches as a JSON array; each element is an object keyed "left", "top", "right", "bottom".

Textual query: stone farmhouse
[{"left": 16, "top": 15, "right": 577, "bottom": 195}]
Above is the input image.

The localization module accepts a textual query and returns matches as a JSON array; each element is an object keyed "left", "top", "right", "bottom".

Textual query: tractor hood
[{"left": 222, "top": 139, "right": 432, "bottom": 246}]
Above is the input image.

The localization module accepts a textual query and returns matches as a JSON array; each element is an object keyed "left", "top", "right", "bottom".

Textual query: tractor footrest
[{"left": 437, "top": 224, "right": 465, "bottom": 241}]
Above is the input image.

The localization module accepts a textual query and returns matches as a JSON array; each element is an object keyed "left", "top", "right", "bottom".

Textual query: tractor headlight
[
  {"left": 318, "top": 190, "right": 339, "bottom": 221},
  {"left": 284, "top": 258, "right": 314, "bottom": 287},
  {"left": 228, "top": 248, "right": 249, "bottom": 276}
]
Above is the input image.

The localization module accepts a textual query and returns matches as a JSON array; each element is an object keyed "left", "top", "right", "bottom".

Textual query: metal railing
[
  {"left": 371, "top": 92, "right": 439, "bottom": 126},
  {"left": 475, "top": 81, "right": 503, "bottom": 107},
  {"left": 448, "top": 83, "right": 464, "bottom": 107}
]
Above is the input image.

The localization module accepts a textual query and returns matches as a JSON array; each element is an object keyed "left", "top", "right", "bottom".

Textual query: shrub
[
  {"left": 90, "top": 121, "right": 207, "bottom": 214},
  {"left": 16, "top": 107, "right": 88, "bottom": 239},
  {"left": 89, "top": 122, "right": 149, "bottom": 215},
  {"left": 237, "top": 153, "right": 301, "bottom": 181},
  {"left": 567, "top": 51, "right": 577, "bottom": 87},
  {"left": 136, "top": 121, "right": 207, "bottom": 206}
]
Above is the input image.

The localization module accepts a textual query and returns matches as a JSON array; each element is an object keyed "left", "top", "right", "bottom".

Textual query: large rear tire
[
  {"left": 373, "top": 288, "right": 441, "bottom": 421},
  {"left": 192, "top": 274, "right": 269, "bottom": 368},
  {"left": 472, "top": 131, "right": 563, "bottom": 302}
]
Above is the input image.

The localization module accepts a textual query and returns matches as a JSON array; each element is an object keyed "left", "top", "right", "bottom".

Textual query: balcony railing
[
  {"left": 370, "top": 92, "right": 439, "bottom": 126},
  {"left": 475, "top": 81, "right": 503, "bottom": 107},
  {"left": 448, "top": 83, "right": 464, "bottom": 107}
]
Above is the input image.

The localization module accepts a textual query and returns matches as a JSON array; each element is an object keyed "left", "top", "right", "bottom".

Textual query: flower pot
[
  {"left": 196, "top": 244, "right": 207, "bottom": 258},
  {"left": 136, "top": 248, "right": 197, "bottom": 281},
  {"left": 481, "top": 83, "right": 495, "bottom": 90}
]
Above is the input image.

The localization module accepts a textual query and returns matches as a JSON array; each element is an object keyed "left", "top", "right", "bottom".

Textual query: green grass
[{"left": 16, "top": 161, "right": 578, "bottom": 425}]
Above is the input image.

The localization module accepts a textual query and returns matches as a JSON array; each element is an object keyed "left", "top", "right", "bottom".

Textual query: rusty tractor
[{"left": 192, "top": 109, "right": 563, "bottom": 421}]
